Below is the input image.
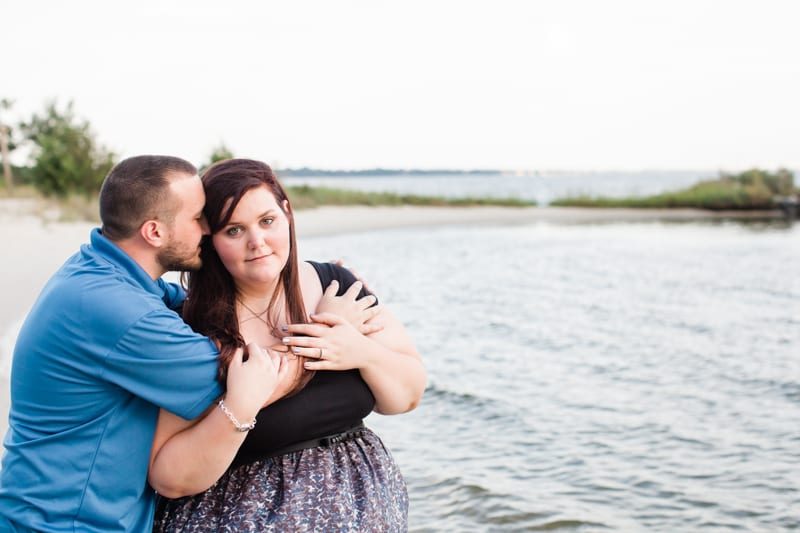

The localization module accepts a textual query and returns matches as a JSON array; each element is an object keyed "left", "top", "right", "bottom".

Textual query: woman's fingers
[
  {"left": 269, "top": 342, "right": 291, "bottom": 353},
  {"left": 281, "top": 313, "right": 343, "bottom": 335},
  {"left": 226, "top": 343, "right": 283, "bottom": 410},
  {"left": 276, "top": 354, "right": 290, "bottom": 380},
  {"left": 359, "top": 322, "right": 384, "bottom": 335},
  {"left": 342, "top": 280, "right": 363, "bottom": 300},
  {"left": 282, "top": 341, "right": 326, "bottom": 360},
  {"left": 323, "top": 279, "right": 340, "bottom": 298},
  {"left": 342, "top": 281, "right": 378, "bottom": 310},
  {"left": 362, "top": 304, "right": 382, "bottom": 321},
  {"left": 245, "top": 342, "right": 270, "bottom": 365},
  {"left": 308, "top": 312, "right": 345, "bottom": 327},
  {"left": 229, "top": 346, "right": 244, "bottom": 366}
]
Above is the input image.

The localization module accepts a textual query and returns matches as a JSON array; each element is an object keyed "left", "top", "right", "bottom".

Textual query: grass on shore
[
  {"left": 0, "top": 184, "right": 535, "bottom": 223},
  {"left": 551, "top": 171, "right": 796, "bottom": 210},
  {"left": 285, "top": 185, "right": 535, "bottom": 209}
]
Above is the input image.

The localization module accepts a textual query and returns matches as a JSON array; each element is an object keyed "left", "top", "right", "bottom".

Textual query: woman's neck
[{"left": 236, "top": 279, "right": 283, "bottom": 325}]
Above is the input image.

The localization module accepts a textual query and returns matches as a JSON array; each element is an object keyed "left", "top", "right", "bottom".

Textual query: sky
[{"left": 3, "top": 0, "right": 799, "bottom": 171}]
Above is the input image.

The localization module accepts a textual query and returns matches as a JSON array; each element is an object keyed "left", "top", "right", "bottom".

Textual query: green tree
[
  {"left": 200, "top": 142, "right": 234, "bottom": 173},
  {"left": 0, "top": 98, "right": 16, "bottom": 194},
  {"left": 20, "top": 100, "right": 116, "bottom": 197},
  {"left": 209, "top": 142, "right": 234, "bottom": 163},
  {"left": 721, "top": 168, "right": 796, "bottom": 196}
]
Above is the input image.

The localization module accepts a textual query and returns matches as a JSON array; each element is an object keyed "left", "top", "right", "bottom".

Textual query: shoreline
[
  {"left": 0, "top": 199, "right": 790, "bottom": 437},
  {"left": 0, "top": 199, "right": 787, "bottom": 328}
]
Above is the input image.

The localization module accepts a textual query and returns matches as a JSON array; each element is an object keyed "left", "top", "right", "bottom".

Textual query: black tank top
[{"left": 234, "top": 261, "right": 376, "bottom": 464}]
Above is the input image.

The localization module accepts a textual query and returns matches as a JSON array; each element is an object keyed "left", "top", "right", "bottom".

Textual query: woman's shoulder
[{"left": 302, "top": 260, "right": 358, "bottom": 288}]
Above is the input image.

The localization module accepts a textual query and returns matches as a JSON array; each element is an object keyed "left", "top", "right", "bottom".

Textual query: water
[
  {"left": 2, "top": 170, "right": 799, "bottom": 531},
  {"left": 280, "top": 170, "right": 718, "bottom": 205},
  {"left": 295, "top": 218, "right": 800, "bottom": 532}
]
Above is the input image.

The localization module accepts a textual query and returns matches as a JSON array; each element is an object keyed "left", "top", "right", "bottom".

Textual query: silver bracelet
[{"left": 218, "top": 398, "right": 257, "bottom": 432}]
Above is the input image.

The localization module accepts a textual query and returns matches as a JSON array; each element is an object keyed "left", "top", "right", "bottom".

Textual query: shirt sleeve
[
  {"left": 103, "top": 307, "right": 223, "bottom": 420},
  {"left": 158, "top": 278, "right": 187, "bottom": 310}
]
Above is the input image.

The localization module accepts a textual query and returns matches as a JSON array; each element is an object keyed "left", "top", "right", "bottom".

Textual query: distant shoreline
[{"left": 276, "top": 168, "right": 503, "bottom": 177}]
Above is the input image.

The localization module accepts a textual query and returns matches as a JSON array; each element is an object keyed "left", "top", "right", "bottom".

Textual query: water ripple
[{"left": 305, "top": 221, "right": 800, "bottom": 532}]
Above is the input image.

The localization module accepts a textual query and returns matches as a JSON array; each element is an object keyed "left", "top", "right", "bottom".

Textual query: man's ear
[{"left": 139, "top": 220, "right": 166, "bottom": 248}]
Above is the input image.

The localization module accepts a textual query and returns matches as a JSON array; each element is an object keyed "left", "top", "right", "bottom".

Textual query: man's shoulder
[{"left": 38, "top": 255, "right": 169, "bottom": 336}]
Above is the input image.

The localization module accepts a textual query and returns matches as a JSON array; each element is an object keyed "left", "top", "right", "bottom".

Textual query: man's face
[{"left": 156, "top": 174, "right": 208, "bottom": 272}]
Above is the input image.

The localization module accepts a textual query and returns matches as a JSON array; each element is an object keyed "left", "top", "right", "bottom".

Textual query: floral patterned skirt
[{"left": 153, "top": 427, "right": 408, "bottom": 533}]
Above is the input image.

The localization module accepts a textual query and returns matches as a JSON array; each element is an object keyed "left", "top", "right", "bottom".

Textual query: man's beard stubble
[{"left": 157, "top": 240, "right": 203, "bottom": 273}]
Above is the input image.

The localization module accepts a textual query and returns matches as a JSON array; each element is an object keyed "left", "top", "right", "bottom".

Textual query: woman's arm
[{"left": 147, "top": 344, "right": 289, "bottom": 498}]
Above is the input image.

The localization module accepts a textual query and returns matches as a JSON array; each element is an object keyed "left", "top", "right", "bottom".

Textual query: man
[{"left": 0, "top": 156, "right": 276, "bottom": 532}]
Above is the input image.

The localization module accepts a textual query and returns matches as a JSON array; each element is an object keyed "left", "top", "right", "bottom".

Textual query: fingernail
[
  {"left": 304, "top": 362, "right": 313, "bottom": 369},
  {"left": 280, "top": 325, "right": 288, "bottom": 331},
  {"left": 292, "top": 347, "right": 300, "bottom": 354},
  {"left": 282, "top": 337, "right": 290, "bottom": 343},
  {"left": 310, "top": 313, "right": 316, "bottom": 318}
]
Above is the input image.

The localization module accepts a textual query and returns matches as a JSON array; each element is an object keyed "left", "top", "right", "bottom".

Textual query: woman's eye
[
  {"left": 261, "top": 217, "right": 274, "bottom": 226},
  {"left": 226, "top": 226, "right": 242, "bottom": 236}
]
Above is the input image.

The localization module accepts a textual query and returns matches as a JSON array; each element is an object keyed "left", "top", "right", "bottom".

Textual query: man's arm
[{"left": 148, "top": 344, "right": 288, "bottom": 497}]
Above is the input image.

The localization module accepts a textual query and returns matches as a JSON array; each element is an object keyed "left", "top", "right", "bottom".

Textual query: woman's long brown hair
[{"left": 182, "top": 159, "right": 312, "bottom": 393}]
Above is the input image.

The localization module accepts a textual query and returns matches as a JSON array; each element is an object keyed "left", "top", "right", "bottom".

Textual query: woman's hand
[
  {"left": 315, "top": 279, "right": 383, "bottom": 335},
  {"left": 281, "top": 312, "right": 370, "bottom": 371},
  {"left": 225, "top": 343, "right": 290, "bottom": 413},
  {"left": 282, "top": 307, "right": 425, "bottom": 414}
]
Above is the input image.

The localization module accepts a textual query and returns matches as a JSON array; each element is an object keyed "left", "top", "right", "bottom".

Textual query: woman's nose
[{"left": 248, "top": 228, "right": 265, "bottom": 248}]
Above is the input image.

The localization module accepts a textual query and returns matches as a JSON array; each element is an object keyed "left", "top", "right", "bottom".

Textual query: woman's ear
[{"left": 281, "top": 199, "right": 294, "bottom": 223}]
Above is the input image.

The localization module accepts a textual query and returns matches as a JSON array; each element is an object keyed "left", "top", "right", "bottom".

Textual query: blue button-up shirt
[{"left": 0, "top": 228, "right": 222, "bottom": 532}]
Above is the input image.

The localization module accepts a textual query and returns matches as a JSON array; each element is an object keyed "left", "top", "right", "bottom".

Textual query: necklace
[
  {"left": 238, "top": 298, "right": 270, "bottom": 324},
  {"left": 237, "top": 297, "right": 295, "bottom": 359}
]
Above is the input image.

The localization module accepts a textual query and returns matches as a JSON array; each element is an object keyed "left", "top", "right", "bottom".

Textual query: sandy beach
[{"left": 0, "top": 198, "right": 784, "bottom": 437}]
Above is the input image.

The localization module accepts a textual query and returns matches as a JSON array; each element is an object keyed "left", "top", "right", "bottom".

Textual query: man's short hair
[{"left": 99, "top": 155, "right": 198, "bottom": 241}]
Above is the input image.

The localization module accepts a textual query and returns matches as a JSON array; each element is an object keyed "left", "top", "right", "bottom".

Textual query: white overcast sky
[{"left": 3, "top": 0, "right": 799, "bottom": 171}]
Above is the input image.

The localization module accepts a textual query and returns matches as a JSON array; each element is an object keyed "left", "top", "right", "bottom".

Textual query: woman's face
[{"left": 212, "top": 185, "right": 291, "bottom": 290}]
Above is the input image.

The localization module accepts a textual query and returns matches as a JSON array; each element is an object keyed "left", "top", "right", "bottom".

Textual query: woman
[{"left": 149, "top": 159, "right": 426, "bottom": 532}]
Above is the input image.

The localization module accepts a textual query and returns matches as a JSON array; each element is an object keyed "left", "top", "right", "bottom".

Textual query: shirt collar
[{"left": 89, "top": 227, "right": 166, "bottom": 299}]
